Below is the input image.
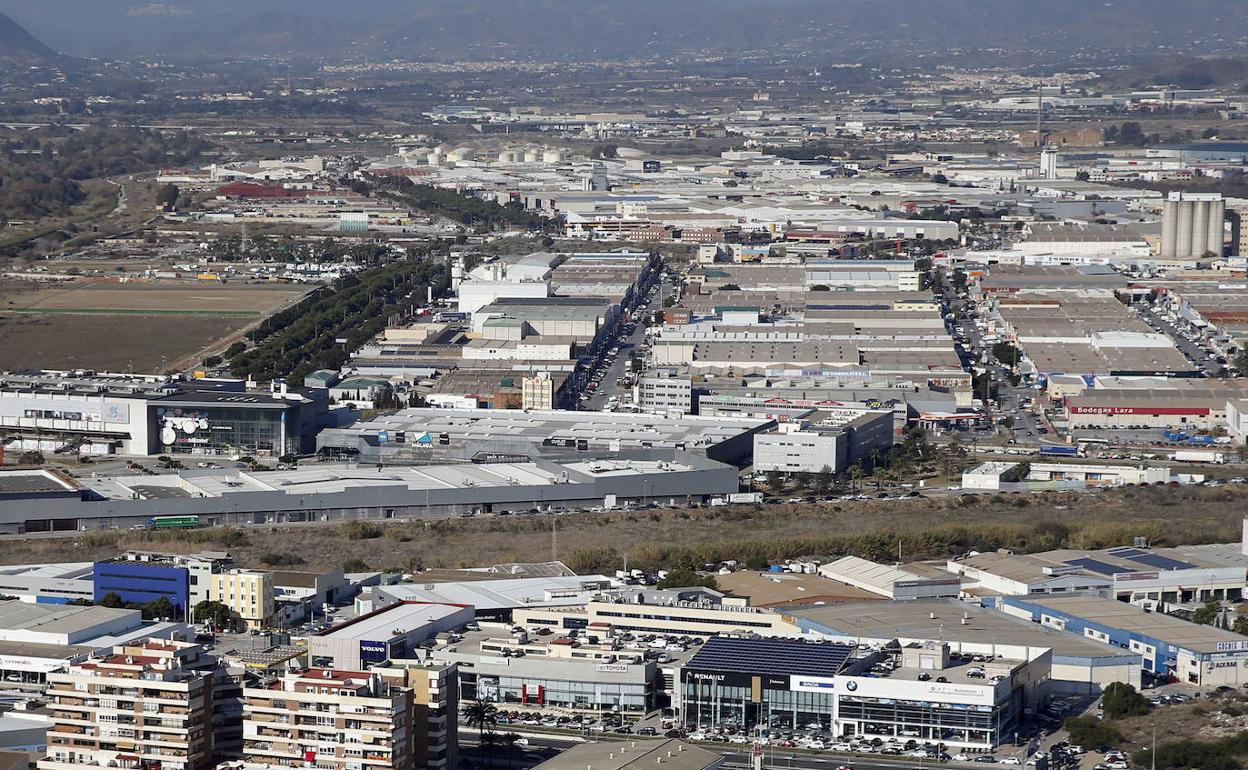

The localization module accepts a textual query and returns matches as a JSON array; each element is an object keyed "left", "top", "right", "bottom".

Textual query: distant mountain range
[
  {"left": 0, "top": 11, "right": 56, "bottom": 63},
  {"left": 1, "top": 0, "right": 1246, "bottom": 63}
]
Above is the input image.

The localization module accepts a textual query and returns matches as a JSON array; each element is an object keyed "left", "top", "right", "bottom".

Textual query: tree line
[
  {"left": 368, "top": 175, "right": 555, "bottom": 232},
  {"left": 229, "top": 257, "right": 448, "bottom": 384}
]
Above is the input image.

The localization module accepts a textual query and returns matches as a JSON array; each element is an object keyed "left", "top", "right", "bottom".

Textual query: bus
[{"left": 146, "top": 515, "right": 202, "bottom": 530}]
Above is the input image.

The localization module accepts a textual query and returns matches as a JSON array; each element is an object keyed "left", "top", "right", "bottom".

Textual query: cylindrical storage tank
[
  {"left": 497, "top": 150, "right": 513, "bottom": 163},
  {"left": 1209, "top": 198, "right": 1227, "bottom": 256},
  {"left": 524, "top": 149, "right": 540, "bottom": 163},
  {"left": 1192, "top": 199, "right": 1211, "bottom": 257},
  {"left": 1177, "top": 200, "right": 1195, "bottom": 257},
  {"left": 543, "top": 149, "right": 564, "bottom": 164},
  {"left": 1161, "top": 198, "right": 1177, "bottom": 258},
  {"left": 448, "top": 147, "right": 475, "bottom": 161}
]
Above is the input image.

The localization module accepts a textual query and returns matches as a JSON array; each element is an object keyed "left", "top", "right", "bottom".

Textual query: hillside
[
  {"left": 0, "top": 11, "right": 55, "bottom": 62},
  {"left": 3, "top": 0, "right": 1248, "bottom": 62}
]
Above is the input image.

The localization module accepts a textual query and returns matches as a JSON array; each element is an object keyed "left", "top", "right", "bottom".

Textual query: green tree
[
  {"left": 193, "top": 600, "right": 234, "bottom": 630},
  {"left": 812, "top": 464, "right": 836, "bottom": 496},
  {"left": 765, "top": 470, "right": 785, "bottom": 490},
  {"left": 342, "top": 558, "right": 371, "bottom": 573},
  {"left": 99, "top": 592, "right": 125, "bottom": 608},
  {"left": 156, "top": 183, "right": 180, "bottom": 210},
  {"left": 1117, "top": 121, "right": 1147, "bottom": 146},
  {"left": 1063, "top": 716, "right": 1122, "bottom": 748},
  {"left": 1233, "top": 614, "right": 1248, "bottom": 636},
  {"left": 1101, "top": 682, "right": 1152, "bottom": 720},
  {"left": 143, "top": 597, "right": 176, "bottom": 621},
  {"left": 462, "top": 698, "right": 499, "bottom": 768},
  {"left": 1191, "top": 600, "right": 1221, "bottom": 626},
  {"left": 743, "top": 555, "right": 770, "bottom": 571},
  {"left": 657, "top": 569, "right": 718, "bottom": 590}
]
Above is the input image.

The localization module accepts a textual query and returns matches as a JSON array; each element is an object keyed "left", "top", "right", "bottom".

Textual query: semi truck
[{"left": 1173, "top": 449, "right": 1226, "bottom": 464}]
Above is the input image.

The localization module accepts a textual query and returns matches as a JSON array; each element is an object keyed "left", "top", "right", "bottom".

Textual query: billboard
[
  {"left": 1069, "top": 406, "right": 1208, "bottom": 416},
  {"left": 359, "top": 640, "right": 389, "bottom": 662}
]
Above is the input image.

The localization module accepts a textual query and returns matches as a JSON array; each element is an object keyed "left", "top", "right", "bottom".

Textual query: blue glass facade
[{"left": 93, "top": 561, "right": 190, "bottom": 614}]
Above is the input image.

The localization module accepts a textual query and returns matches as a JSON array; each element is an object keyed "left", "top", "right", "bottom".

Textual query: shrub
[
  {"left": 339, "top": 520, "right": 383, "bottom": 540},
  {"left": 1063, "top": 716, "right": 1122, "bottom": 749},
  {"left": 565, "top": 546, "right": 618, "bottom": 575},
  {"left": 1102, "top": 682, "right": 1152, "bottom": 720},
  {"left": 342, "top": 558, "right": 371, "bottom": 572},
  {"left": 258, "top": 552, "right": 305, "bottom": 567}
]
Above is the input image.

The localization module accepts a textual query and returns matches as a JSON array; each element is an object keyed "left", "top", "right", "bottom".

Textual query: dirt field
[
  {"left": 0, "top": 279, "right": 309, "bottom": 371},
  {"left": 0, "top": 312, "right": 251, "bottom": 371},
  {"left": 2, "top": 484, "right": 1243, "bottom": 577},
  {"left": 8, "top": 283, "right": 308, "bottom": 316}
]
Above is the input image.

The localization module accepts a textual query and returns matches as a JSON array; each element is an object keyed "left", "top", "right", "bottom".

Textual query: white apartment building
[
  {"left": 634, "top": 375, "right": 693, "bottom": 415},
  {"left": 241, "top": 668, "right": 415, "bottom": 770},
  {"left": 39, "top": 639, "right": 216, "bottom": 770}
]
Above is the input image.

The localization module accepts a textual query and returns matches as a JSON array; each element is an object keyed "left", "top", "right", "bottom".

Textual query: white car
[
  {"left": 1000, "top": 759, "right": 1022, "bottom": 766},
  {"left": 952, "top": 754, "right": 971, "bottom": 762},
  {"left": 829, "top": 743, "right": 853, "bottom": 752}
]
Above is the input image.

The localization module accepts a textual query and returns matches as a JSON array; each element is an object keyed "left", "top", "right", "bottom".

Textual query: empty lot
[{"left": 7, "top": 282, "right": 309, "bottom": 316}]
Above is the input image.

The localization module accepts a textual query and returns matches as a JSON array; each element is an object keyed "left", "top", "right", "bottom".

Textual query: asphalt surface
[
  {"left": 460, "top": 730, "right": 1028, "bottom": 770},
  {"left": 1136, "top": 304, "right": 1226, "bottom": 375},
  {"left": 582, "top": 276, "right": 678, "bottom": 411}
]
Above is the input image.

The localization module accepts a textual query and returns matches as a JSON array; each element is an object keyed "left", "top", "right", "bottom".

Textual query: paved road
[
  {"left": 1137, "top": 304, "right": 1223, "bottom": 375},
  {"left": 582, "top": 275, "right": 676, "bottom": 411},
  {"left": 462, "top": 730, "right": 1026, "bottom": 770}
]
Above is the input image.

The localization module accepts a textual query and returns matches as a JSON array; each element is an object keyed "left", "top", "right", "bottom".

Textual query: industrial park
[{"left": 5, "top": 4, "right": 1248, "bottom": 770}]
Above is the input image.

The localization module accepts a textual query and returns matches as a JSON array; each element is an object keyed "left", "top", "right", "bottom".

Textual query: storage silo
[
  {"left": 1209, "top": 197, "right": 1227, "bottom": 256},
  {"left": 1161, "top": 196, "right": 1178, "bottom": 258},
  {"left": 1192, "top": 196, "right": 1212, "bottom": 257}
]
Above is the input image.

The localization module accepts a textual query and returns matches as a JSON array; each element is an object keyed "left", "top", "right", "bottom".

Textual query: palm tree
[
  {"left": 496, "top": 732, "right": 522, "bottom": 767},
  {"left": 462, "top": 698, "right": 499, "bottom": 768}
]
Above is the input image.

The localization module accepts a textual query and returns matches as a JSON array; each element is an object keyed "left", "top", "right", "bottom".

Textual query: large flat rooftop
[
  {"left": 0, "top": 600, "right": 138, "bottom": 640},
  {"left": 84, "top": 457, "right": 707, "bottom": 501},
  {"left": 329, "top": 408, "right": 770, "bottom": 445},
  {"left": 316, "top": 601, "right": 468, "bottom": 641},
  {"left": 790, "top": 599, "right": 1135, "bottom": 660},
  {"left": 1011, "top": 595, "right": 1248, "bottom": 654}
]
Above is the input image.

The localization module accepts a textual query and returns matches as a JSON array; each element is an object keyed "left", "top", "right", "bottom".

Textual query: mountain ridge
[
  {"left": 0, "top": 10, "right": 56, "bottom": 61},
  {"left": 1, "top": 0, "right": 1246, "bottom": 62}
]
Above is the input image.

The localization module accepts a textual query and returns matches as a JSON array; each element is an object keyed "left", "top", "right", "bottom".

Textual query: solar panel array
[
  {"left": 685, "top": 636, "right": 855, "bottom": 677},
  {"left": 1124, "top": 553, "right": 1195, "bottom": 571},
  {"left": 1064, "top": 557, "right": 1132, "bottom": 576}
]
